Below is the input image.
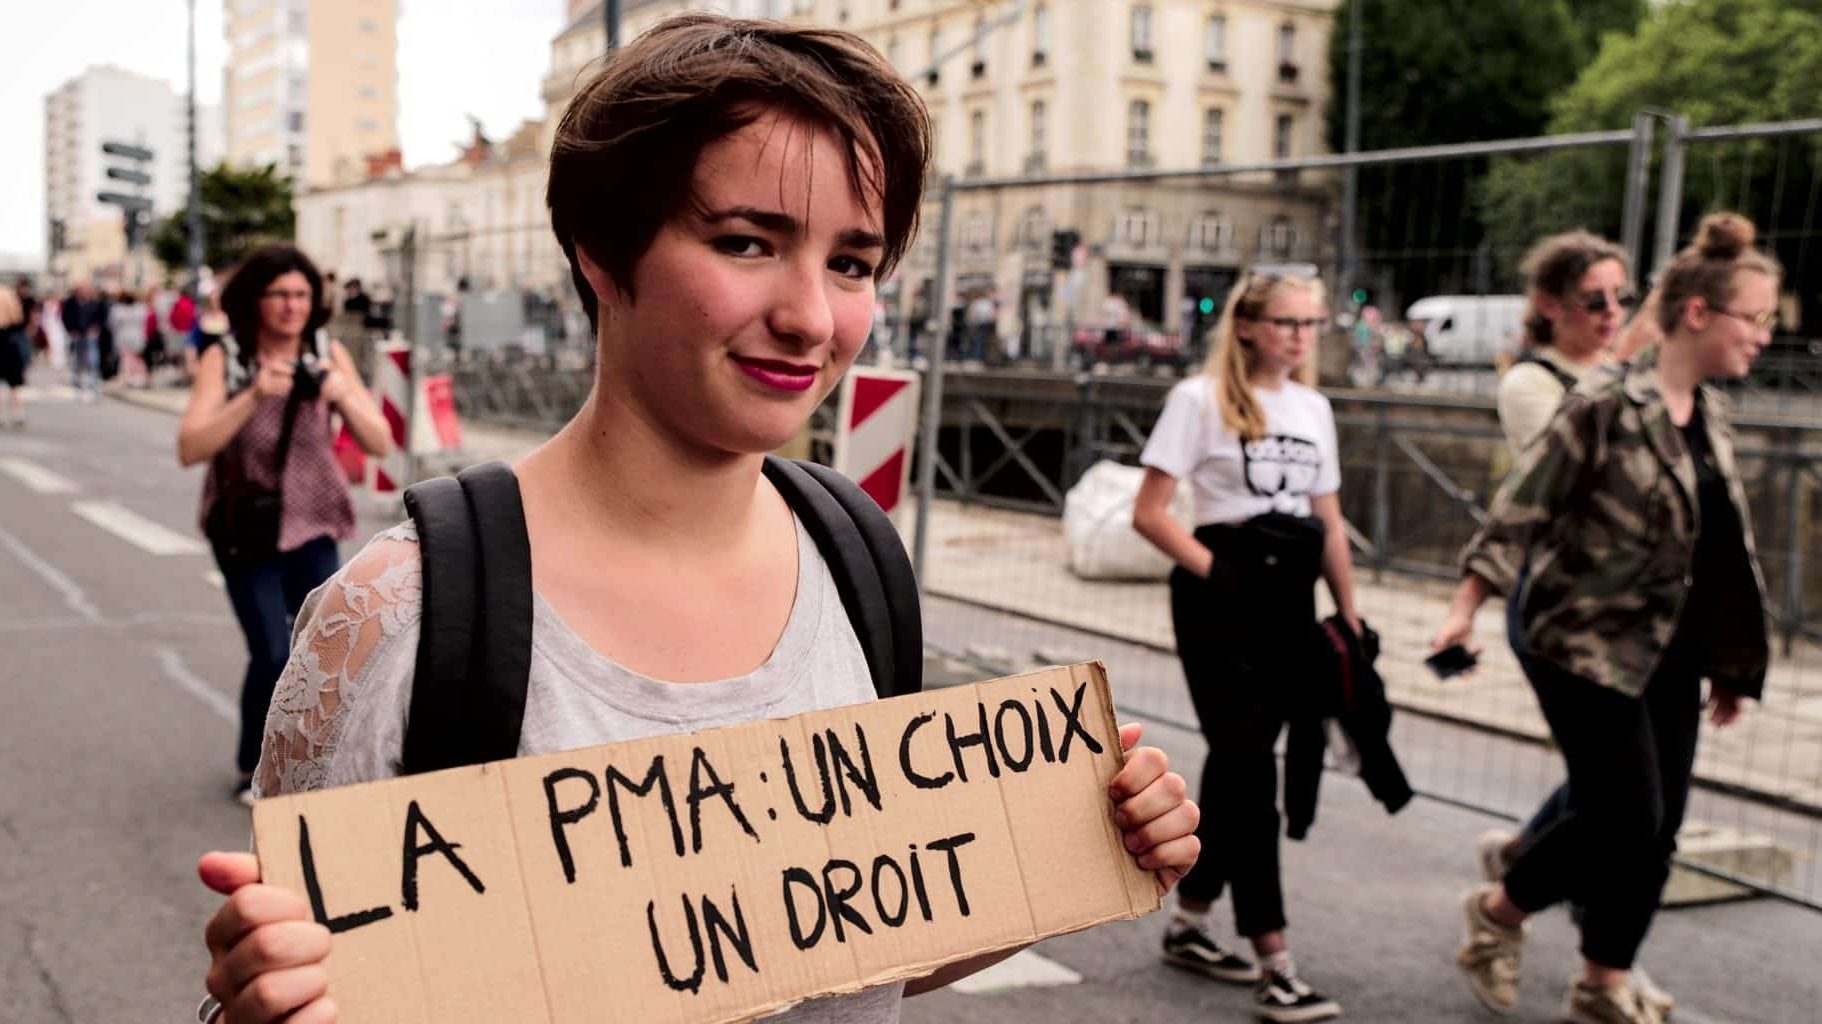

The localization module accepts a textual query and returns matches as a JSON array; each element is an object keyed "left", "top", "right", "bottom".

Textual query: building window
[
  {"left": 1130, "top": 5, "right": 1153, "bottom": 63},
  {"left": 1028, "top": 100, "right": 1047, "bottom": 171},
  {"left": 358, "top": 17, "right": 376, "bottom": 32},
  {"left": 1188, "top": 213, "right": 1233, "bottom": 255},
  {"left": 1033, "top": 3, "right": 1049, "bottom": 66},
  {"left": 286, "top": 110, "right": 305, "bottom": 133},
  {"left": 1206, "top": 13, "right": 1227, "bottom": 71},
  {"left": 960, "top": 213, "right": 993, "bottom": 256},
  {"left": 972, "top": 17, "right": 987, "bottom": 78},
  {"left": 359, "top": 118, "right": 380, "bottom": 134},
  {"left": 1127, "top": 99, "right": 1151, "bottom": 167},
  {"left": 967, "top": 110, "right": 987, "bottom": 177},
  {"left": 927, "top": 26, "right": 941, "bottom": 85},
  {"left": 1262, "top": 216, "right": 1296, "bottom": 258},
  {"left": 1278, "top": 21, "right": 1299, "bottom": 82},
  {"left": 1019, "top": 207, "right": 1048, "bottom": 252},
  {"left": 1119, "top": 207, "right": 1159, "bottom": 248},
  {"left": 358, "top": 85, "right": 377, "bottom": 100},
  {"left": 1274, "top": 114, "right": 1295, "bottom": 160},
  {"left": 1202, "top": 109, "right": 1223, "bottom": 166}
]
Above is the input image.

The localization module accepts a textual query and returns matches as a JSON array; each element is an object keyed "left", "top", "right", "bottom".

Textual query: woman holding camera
[
  {"left": 177, "top": 244, "right": 392, "bottom": 805},
  {"left": 1437, "top": 213, "right": 1775, "bottom": 1024}
]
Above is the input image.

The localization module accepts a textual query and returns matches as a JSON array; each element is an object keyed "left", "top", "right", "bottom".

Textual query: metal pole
[
  {"left": 1620, "top": 110, "right": 1656, "bottom": 288},
  {"left": 186, "top": 0, "right": 204, "bottom": 295},
  {"left": 604, "top": 0, "right": 621, "bottom": 53},
  {"left": 912, "top": 177, "right": 957, "bottom": 592},
  {"left": 1339, "top": 0, "right": 1363, "bottom": 297},
  {"left": 1652, "top": 113, "right": 1689, "bottom": 277}
]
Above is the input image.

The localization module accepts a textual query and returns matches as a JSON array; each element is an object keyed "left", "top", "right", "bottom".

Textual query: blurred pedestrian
[
  {"left": 192, "top": 18, "right": 1199, "bottom": 1024},
  {"left": 1133, "top": 268, "right": 1356, "bottom": 1022},
  {"left": 1436, "top": 213, "right": 1777, "bottom": 1024},
  {"left": 108, "top": 287, "right": 150, "bottom": 388},
  {"left": 176, "top": 244, "right": 393, "bottom": 806},
  {"left": 0, "top": 281, "right": 26, "bottom": 427},
  {"left": 61, "top": 281, "right": 106, "bottom": 401},
  {"left": 1498, "top": 231, "right": 1632, "bottom": 454}
]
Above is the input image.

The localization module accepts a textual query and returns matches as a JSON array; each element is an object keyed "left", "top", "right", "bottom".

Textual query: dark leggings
[
  {"left": 218, "top": 536, "right": 341, "bottom": 774},
  {"left": 1168, "top": 522, "right": 1321, "bottom": 938},
  {"left": 1502, "top": 655, "right": 1702, "bottom": 969}
]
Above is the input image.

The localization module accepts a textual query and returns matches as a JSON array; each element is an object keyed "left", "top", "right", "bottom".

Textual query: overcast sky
[{"left": 0, "top": 0, "right": 565, "bottom": 262}]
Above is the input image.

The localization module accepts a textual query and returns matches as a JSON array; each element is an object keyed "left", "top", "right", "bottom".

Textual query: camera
[{"left": 291, "top": 355, "right": 327, "bottom": 400}]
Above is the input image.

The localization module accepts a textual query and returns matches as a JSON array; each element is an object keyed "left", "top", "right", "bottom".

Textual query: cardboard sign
[{"left": 251, "top": 663, "right": 1159, "bottom": 1023}]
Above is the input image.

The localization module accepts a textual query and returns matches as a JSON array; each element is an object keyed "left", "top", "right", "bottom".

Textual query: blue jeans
[
  {"left": 70, "top": 334, "right": 99, "bottom": 395},
  {"left": 217, "top": 536, "right": 341, "bottom": 774}
]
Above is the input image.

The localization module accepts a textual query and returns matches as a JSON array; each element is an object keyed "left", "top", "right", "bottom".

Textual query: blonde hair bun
[{"left": 1693, "top": 212, "right": 1756, "bottom": 261}]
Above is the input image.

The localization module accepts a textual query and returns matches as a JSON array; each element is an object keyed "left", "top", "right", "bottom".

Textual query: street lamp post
[
  {"left": 186, "top": 0, "right": 204, "bottom": 297},
  {"left": 604, "top": 0, "right": 620, "bottom": 54}
]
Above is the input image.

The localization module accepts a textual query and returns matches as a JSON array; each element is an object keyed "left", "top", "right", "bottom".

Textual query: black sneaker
[
  {"left": 1255, "top": 969, "right": 1341, "bottom": 1023},
  {"left": 1161, "top": 924, "right": 1261, "bottom": 984}
]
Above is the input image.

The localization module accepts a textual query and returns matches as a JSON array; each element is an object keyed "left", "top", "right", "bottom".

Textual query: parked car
[{"left": 1070, "top": 321, "right": 1189, "bottom": 369}]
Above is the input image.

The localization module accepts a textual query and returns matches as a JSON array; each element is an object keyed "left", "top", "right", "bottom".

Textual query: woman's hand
[
  {"left": 253, "top": 360, "right": 295, "bottom": 400},
  {"left": 199, "top": 851, "right": 336, "bottom": 1023},
  {"left": 318, "top": 364, "right": 351, "bottom": 407},
  {"left": 1109, "top": 723, "right": 1200, "bottom": 895},
  {"left": 1430, "top": 611, "right": 1480, "bottom": 661},
  {"left": 1707, "top": 687, "right": 1746, "bottom": 727}
]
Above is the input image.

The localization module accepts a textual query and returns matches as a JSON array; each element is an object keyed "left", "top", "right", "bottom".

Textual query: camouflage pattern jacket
[{"left": 1462, "top": 349, "right": 1770, "bottom": 700}]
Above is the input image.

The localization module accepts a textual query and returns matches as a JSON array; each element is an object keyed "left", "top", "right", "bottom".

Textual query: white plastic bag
[{"left": 1063, "top": 460, "right": 1193, "bottom": 580}]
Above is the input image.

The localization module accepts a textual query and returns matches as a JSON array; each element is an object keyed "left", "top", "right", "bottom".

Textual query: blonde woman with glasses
[{"left": 1134, "top": 269, "right": 1359, "bottom": 1023}]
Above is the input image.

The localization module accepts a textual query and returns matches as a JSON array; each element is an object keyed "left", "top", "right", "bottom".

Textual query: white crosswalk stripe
[
  {"left": 948, "top": 950, "right": 1083, "bottom": 994},
  {"left": 0, "top": 457, "right": 80, "bottom": 494},
  {"left": 70, "top": 500, "right": 208, "bottom": 556}
]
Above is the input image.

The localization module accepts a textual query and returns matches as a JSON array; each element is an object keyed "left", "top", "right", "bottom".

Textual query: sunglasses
[
  {"left": 1575, "top": 289, "right": 1638, "bottom": 315},
  {"left": 1717, "top": 307, "right": 1778, "bottom": 331}
]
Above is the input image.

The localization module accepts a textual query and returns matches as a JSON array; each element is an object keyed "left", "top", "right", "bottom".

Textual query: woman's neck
[
  {"left": 1655, "top": 336, "right": 1703, "bottom": 402},
  {"left": 1548, "top": 343, "right": 1605, "bottom": 369},
  {"left": 522, "top": 380, "right": 766, "bottom": 552},
  {"left": 256, "top": 330, "right": 301, "bottom": 359},
  {"left": 1247, "top": 364, "right": 1293, "bottom": 391}
]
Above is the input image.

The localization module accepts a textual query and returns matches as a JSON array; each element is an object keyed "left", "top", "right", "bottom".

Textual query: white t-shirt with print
[{"left": 1140, "top": 375, "right": 1341, "bottom": 526}]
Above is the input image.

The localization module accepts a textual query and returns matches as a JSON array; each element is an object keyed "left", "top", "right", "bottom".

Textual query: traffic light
[
  {"left": 97, "top": 139, "right": 154, "bottom": 250},
  {"left": 1050, "top": 228, "right": 1080, "bottom": 271},
  {"left": 1350, "top": 288, "right": 1370, "bottom": 307},
  {"left": 1198, "top": 296, "right": 1216, "bottom": 315}
]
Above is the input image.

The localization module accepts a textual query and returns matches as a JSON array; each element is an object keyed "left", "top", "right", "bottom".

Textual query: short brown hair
[
  {"left": 547, "top": 14, "right": 931, "bottom": 329},
  {"left": 1517, "top": 229, "right": 1628, "bottom": 347},
  {"left": 1655, "top": 212, "right": 1783, "bottom": 334}
]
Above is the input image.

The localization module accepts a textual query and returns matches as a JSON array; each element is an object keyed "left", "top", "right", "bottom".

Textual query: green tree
[
  {"left": 1479, "top": 0, "right": 1822, "bottom": 280},
  {"left": 1325, "top": 0, "right": 1639, "bottom": 306},
  {"left": 152, "top": 162, "right": 296, "bottom": 276}
]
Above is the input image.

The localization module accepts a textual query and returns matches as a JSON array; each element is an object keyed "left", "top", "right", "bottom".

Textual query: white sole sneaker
[{"left": 1477, "top": 829, "right": 1517, "bottom": 883}]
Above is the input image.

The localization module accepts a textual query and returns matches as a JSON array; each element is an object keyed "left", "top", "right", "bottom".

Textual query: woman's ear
[
  {"left": 1533, "top": 288, "right": 1564, "bottom": 325},
  {"left": 1681, "top": 295, "right": 1710, "bottom": 334}
]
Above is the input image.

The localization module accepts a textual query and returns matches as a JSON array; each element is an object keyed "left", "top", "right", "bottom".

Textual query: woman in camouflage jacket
[{"left": 1433, "top": 213, "right": 1777, "bottom": 1024}]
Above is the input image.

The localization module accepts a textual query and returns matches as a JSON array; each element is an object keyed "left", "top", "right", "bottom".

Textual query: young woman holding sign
[{"left": 193, "top": 16, "right": 1200, "bottom": 1024}]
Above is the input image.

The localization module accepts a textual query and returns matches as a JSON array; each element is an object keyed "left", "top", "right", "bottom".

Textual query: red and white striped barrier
[
  {"left": 832, "top": 367, "right": 921, "bottom": 517},
  {"left": 368, "top": 339, "right": 462, "bottom": 494}
]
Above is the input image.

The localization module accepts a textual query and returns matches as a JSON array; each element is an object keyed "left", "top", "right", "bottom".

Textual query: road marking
[
  {"left": 205, "top": 571, "right": 225, "bottom": 589},
  {"left": 155, "top": 646, "right": 237, "bottom": 724},
  {"left": 0, "top": 522, "right": 102, "bottom": 621},
  {"left": 70, "top": 500, "right": 208, "bottom": 556},
  {"left": 0, "top": 457, "right": 79, "bottom": 494},
  {"left": 948, "top": 950, "right": 1082, "bottom": 995}
]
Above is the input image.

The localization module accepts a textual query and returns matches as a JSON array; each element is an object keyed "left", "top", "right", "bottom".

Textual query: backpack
[
  {"left": 397, "top": 457, "right": 923, "bottom": 775},
  {"left": 1512, "top": 349, "right": 1579, "bottom": 391}
]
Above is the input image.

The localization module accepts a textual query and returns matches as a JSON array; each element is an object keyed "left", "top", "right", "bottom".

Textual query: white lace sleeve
[{"left": 253, "top": 522, "right": 423, "bottom": 797}]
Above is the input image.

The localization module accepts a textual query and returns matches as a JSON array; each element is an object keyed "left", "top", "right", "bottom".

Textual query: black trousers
[
  {"left": 1168, "top": 519, "right": 1322, "bottom": 938},
  {"left": 1502, "top": 654, "right": 1702, "bottom": 969}
]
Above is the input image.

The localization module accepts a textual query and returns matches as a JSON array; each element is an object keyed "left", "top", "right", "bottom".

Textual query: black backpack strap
[
  {"left": 400, "top": 461, "right": 533, "bottom": 774},
  {"left": 1514, "top": 349, "right": 1579, "bottom": 391},
  {"left": 763, "top": 456, "right": 922, "bottom": 698}
]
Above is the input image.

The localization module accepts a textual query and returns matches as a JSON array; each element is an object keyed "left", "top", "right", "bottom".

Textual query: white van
[{"left": 1404, "top": 295, "right": 1526, "bottom": 367}]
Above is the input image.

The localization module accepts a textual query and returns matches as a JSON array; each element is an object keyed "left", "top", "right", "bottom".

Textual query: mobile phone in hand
[{"left": 1425, "top": 644, "right": 1478, "bottom": 680}]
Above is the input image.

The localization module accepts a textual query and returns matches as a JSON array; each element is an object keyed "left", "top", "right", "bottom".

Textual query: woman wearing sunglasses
[
  {"left": 1133, "top": 270, "right": 1356, "bottom": 1023},
  {"left": 1497, "top": 231, "right": 1633, "bottom": 455},
  {"left": 1436, "top": 212, "right": 1776, "bottom": 1024}
]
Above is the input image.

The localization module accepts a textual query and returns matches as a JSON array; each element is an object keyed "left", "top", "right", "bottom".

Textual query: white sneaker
[{"left": 1477, "top": 829, "right": 1518, "bottom": 883}]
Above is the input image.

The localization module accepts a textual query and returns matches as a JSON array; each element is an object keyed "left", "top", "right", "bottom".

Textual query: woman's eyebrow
[{"left": 704, "top": 207, "right": 883, "bottom": 249}]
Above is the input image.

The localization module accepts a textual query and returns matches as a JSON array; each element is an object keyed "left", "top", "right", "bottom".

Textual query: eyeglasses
[
  {"left": 1576, "top": 289, "right": 1638, "bottom": 315},
  {"left": 1717, "top": 307, "right": 1777, "bottom": 331},
  {"left": 1252, "top": 317, "right": 1325, "bottom": 335},
  {"left": 261, "top": 289, "right": 313, "bottom": 303}
]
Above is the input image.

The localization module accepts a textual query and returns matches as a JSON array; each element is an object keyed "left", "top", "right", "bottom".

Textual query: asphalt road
[{"left": 2, "top": 388, "right": 1818, "bottom": 1024}]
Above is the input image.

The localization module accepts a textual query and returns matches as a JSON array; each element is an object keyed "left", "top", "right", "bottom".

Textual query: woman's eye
[
  {"left": 714, "top": 236, "right": 768, "bottom": 258},
  {"left": 830, "top": 255, "right": 875, "bottom": 280}
]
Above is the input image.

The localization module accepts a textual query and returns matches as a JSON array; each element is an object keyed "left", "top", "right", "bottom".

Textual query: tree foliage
[
  {"left": 1479, "top": 0, "right": 1822, "bottom": 284},
  {"left": 152, "top": 163, "right": 296, "bottom": 277}
]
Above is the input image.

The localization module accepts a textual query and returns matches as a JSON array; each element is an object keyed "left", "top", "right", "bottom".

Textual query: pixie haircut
[{"left": 547, "top": 14, "right": 931, "bottom": 330}]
